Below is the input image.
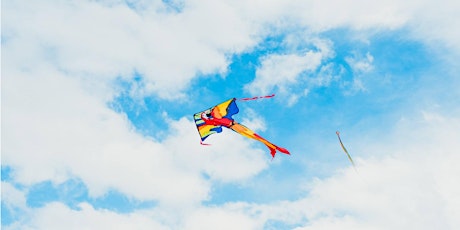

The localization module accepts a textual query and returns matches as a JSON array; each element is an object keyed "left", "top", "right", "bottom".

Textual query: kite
[
  {"left": 336, "top": 131, "right": 355, "bottom": 168},
  {"left": 194, "top": 95, "right": 290, "bottom": 158}
]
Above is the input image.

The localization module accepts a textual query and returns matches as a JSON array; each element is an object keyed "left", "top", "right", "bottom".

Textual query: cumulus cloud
[
  {"left": 3, "top": 202, "right": 168, "bottom": 230},
  {"left": 2, "top": 68, "right": 269, "bottom": 205},
  {"left": 183, "top": 206, "right": 262, "bottom": 230},
  {"left": 310, "top": 113, "right": 459, "bottom": 229},
  {"left": 2, "top": 0, "right": 260, "bottom": 98}
]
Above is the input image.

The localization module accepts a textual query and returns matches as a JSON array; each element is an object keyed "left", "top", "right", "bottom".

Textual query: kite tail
[
  {"left": 336, "top": 131, "right": 356, "bottom": 168},
  {"left": 200, "top": 140, "right": 211, "bottom": 146},
  {"left": 237, "top": 94, "right": 275, "bottom": 101},
  {"left": 267, "top": 146, "right": 290, "bottom": 159}
]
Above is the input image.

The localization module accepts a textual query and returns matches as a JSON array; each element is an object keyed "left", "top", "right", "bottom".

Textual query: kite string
[{"left": 237, "top": 94, "right": 275, "bottom": 101}]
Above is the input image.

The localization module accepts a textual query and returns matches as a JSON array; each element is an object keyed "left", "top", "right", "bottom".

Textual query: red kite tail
[{"left": 237, "top": 94, "right": 275, "bottom": 101}]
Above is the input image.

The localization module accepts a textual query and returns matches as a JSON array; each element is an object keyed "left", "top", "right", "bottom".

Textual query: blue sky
[{"left": 2, "top": 0, "right": 460, "bottom": 229}]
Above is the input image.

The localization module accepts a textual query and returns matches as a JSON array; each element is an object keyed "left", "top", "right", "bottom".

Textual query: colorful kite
[
  {"left": 336, "top": 131, "right": 355, "bottom": 168},
  {"left": 194, "top": 96, "right": 290, "bottom": 158}
]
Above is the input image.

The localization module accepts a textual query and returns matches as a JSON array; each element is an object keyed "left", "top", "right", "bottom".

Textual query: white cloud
[
  {"left": 1, "top": 182, "right": 28, "bottom": 217},
  {"left": 162, "top": 117, "right": 269, "bottom": 184},
  {"left": 2, "top": 0, "right": 276, "bottom": 206},
  {"left": 224, "top": 111, "right": 460, "bottom": 230},
  {"left": 245, "top": 38, "right": 333, "bottom": 97},
  {"left": 2, "top": 0, "right": 260, "bottom": 98},
  {"left": 1, "top": 68, "right": 269, "bottom": 206},
  {"left": 247, "top": 52, "right": 321, "bottom": 94},
  {"left": 343, "top": 52, "right": 374, "bottom": 92},
  {"left": 403, "top": 0, "right": 460, "bottom": 52},
  {"left": 240, "top": 0, "right": 460, "bottom": 52},
  {"left": 4, "top": 202, "right": 168, "bottom": 230},
  {"left": 183, "top": 206, "right": 262, "bottom": 230},
  {"left": 157, "top": 111, "right": 459, "bottom": 230},
  {"left": 345, "top": 52, "right": 374, "bottom": 74},
  {"left": 3, "top": 0, "right": 459, "bottom": 101},
  {"left": 6, "top": 201, "right": 262, "bottom": 230},
  {"left": 242, "top": 0, "right": 460, "bottom": 104},
  {"left": 2, "top": 2, "right": 273, "bottom": 227},
  {"left": 239, "top": 109, "right": 267, "bottom": 132}
]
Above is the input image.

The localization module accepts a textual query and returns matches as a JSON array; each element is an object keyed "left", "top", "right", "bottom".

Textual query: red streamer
[{"left": 238, "top": 94, "right": 275, "bottom": 101}]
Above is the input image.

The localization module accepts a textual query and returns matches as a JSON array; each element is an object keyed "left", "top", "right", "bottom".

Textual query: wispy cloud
[{"left": 244, "top": 38, "right": 334, "bottom": 105}]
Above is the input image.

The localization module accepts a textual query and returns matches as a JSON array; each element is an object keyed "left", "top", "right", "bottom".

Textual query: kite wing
[{"left": 193, "top": 98, "right": 239, "bottom": 142}]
